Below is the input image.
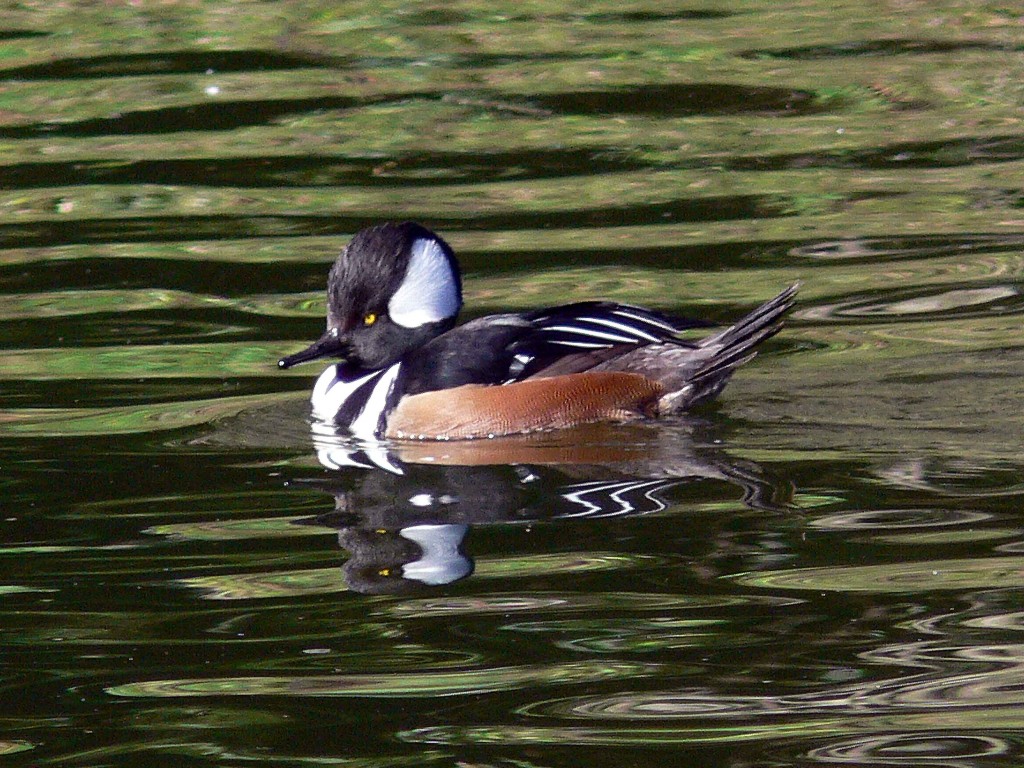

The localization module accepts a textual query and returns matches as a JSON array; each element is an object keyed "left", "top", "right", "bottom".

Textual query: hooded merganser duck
[{"left": 279, "top": 222, "right": 797, "bottom": 441}]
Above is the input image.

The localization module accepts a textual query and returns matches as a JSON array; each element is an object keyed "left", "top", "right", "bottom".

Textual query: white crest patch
[{"left": 388, "top": 237, "right": 460, "bottom": 328}]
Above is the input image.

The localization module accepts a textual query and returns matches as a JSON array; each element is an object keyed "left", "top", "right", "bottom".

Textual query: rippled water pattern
[{"left": 3, "top": 2, "right": 1024, "bottom": 766}]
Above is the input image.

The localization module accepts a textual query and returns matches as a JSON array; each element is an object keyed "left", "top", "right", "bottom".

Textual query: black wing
[
  {"left": 405, "top": 303, "right": 709, "bottom": 392},
  {"left": 506, "top": 302, "right": 706, "bottom": 380}
]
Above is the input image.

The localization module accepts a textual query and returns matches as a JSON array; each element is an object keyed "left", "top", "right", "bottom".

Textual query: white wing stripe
[
  {"left": 542, "top": 324, "right": 640, "bottom": 344},
  {"left": 574, "top": 316, "right": 663, "bottom": 342},
  {"left": 546, "top": 339, "right": 614, "bottom": 349},
  {"left": 611, "top": 308, "right": 679, "bottom": 332}
]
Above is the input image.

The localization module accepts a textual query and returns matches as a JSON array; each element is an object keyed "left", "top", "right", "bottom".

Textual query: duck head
[{"left": 279, "top": 222, "right": 463, "bottom": 371}]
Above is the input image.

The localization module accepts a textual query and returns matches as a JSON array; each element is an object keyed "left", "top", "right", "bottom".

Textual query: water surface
[{"left": 2, "top": 2, "right": 1024, "bottom": 766}]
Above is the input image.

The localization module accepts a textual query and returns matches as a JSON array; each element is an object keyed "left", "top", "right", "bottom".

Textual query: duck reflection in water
[{"left": 295, "top": 420, "right": 793, "bottom": 594}]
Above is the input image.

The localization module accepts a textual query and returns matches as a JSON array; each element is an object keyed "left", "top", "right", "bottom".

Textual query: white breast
[
  {"left": 310, "top": 365, "right": 379, "bottom": 422},
  {"left": 348, "top": 363, "right": 402, "bottom": 439},
  {"left": 310, "top": 362, "right": 403, "bottom": 441}
]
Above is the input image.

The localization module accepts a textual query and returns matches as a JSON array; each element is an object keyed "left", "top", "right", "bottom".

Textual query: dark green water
[{"left": 3, "top": 2, "right": 1024, "bottom": 765}]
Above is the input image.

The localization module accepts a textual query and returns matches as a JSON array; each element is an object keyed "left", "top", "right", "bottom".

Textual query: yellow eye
[{"left": 363, "top": 313, "right": 377, "bottom": 326}]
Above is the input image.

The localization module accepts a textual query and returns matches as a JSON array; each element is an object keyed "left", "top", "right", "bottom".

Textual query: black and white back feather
[
  {"left": 529, "top": 301, "right": 705, "bottom": 349},
  {"left": 504, "top": 301, "right": 709, "bottom": 381}
]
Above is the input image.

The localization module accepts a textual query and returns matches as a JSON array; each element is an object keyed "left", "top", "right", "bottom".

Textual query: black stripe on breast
[{"left": 333, "top": 372, "right": 384, "bottom": 428}]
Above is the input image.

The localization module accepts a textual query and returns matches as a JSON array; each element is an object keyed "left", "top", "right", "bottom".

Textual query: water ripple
[
  {"left": 502, "top": 617, "right": 731, "bottom": 653},
  {"left": 742, "top": 39, "right": 1024, "bottom": 60},
  {"left": 809, "top": 509, "right": 991, "bottom": 532},
  {"left": 181, "top": 568, "right": 344, "bottom": 600},
  {"left": 179, "top": 554, "right": 664, "bottom": 600},
  {"left": 873, "top": 458, "right": 1024, "bottom": 498},
  {"left": 516, "top": 639, "right": 1024, "bottom": 727},
  {"left": 798, "top": 285, "right": 1021, "bottom": 323},
  {"left": 107, "top": 660, "right": 657, "bottom": 699},
  {"left": 385, "top": 592, "right": 800, "bottom": 619},
  {"left": 732, "top": 556, "right": 1024, "bottom": 593},
  {"left": 0, "top": 741, "right": 35, "bottom": 756},
  {"left": 0, "top": 392, "right": 295, "bottom": 437},
  {"left": 963, "top": 611, "right": 1024, "bottom": 632},
  {"left": 808, "top": 734, "right": 1009, "bottom": 766},
  {"left": 400, "top": 723, "right": 818, "bottom": 746}
]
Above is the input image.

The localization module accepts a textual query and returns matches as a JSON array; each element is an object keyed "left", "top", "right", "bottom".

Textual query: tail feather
[
  {"left": 690, "top": 283, "right": 799, "bottom": 384},
  {"left": 581, "top": 284, "right": 798, "bottom": 413}
]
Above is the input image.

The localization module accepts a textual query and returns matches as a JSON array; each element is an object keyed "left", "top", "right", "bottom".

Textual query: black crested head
[{"left": 279, "top": 222, "right": 463, "bottom": 371}]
